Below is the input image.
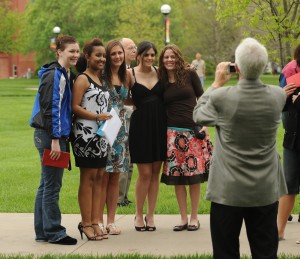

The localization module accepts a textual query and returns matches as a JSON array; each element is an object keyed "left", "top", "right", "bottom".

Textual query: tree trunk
[{"left": 278, "top": 33, "right": 285, "bottom": 68}]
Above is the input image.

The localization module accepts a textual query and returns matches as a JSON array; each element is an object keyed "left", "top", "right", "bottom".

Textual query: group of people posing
[
  {"left": 29, "top": 33, "right": 300, "bottom": 259},
  {"left": 30, "top": 35, "right": 212, "bottom": 245}
]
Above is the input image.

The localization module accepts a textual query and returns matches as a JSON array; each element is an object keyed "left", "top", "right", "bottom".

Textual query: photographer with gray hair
[{"left": 193, "top": 38, "right": 287, "bottom": 259}]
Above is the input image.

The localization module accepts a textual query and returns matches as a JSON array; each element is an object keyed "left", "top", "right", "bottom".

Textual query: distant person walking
[
  {"left": 30, "top": 35, "right": 80, "bottom": 245},
  {"left": 191, "top": 52, "right": 206, "bottom": 88}
]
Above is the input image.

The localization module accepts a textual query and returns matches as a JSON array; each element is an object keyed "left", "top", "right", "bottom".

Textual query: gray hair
[{"left": 235, "top": 38, "right": 268, "bottom": 80}]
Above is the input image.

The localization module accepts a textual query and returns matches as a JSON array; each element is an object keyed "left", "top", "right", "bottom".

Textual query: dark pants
[{"left": 210, "top": 202, "right": 279, "bottom": 259}]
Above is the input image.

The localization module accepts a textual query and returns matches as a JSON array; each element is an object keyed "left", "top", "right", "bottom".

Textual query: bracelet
[{"left": 95, "top": 113, "right": 99, "bottom": 122}]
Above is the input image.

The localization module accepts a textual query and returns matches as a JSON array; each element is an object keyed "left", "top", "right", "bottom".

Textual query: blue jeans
[
  {"left": 199, "top": 76, "right": 204, "bottom": 89},
  {"left": 34, "top": 128, "right": 67, "bottom": 242}
]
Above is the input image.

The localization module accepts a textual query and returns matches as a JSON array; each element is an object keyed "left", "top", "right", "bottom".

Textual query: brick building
[{"left": 0, "top": 0, "right": 35, "bottom": 79}]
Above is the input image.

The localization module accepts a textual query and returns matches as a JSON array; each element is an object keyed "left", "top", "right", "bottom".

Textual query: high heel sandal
[
  {"left": 106, "top": 223, "right": 121, "bottom": 235},
  {"left": 95, "top": 224, "right": 109, "bottom": 239},
  {"left": 78, "top": 222, "right": 102, "bottom": 241},
  {"left": 134, "top": 216, "right": 146, "bottom": 232},
  {"left": 144, "top": 216, "right": 156, "bottom": 232}
]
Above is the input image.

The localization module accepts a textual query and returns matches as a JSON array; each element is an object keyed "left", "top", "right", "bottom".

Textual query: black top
[
  {"left": 283, "top": 88, "right": 300, "bottom": 150},
  {"left": 163, "top": 69, "right": 203, "bottom": 128}
]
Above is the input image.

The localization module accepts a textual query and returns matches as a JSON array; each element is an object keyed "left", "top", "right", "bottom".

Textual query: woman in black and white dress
[{"left": 72, "top": 38, "right": 112, "bottom": 241}]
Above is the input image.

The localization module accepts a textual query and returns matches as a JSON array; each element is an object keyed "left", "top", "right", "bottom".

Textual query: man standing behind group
[
  {"left": 193, "top": 38, "right": 287, "bottom": 259},
  {"left": 191, "top": 52, "right": 205, "bottom": 88},
  {"left": 118, "top": 37, "right": 137, "bottom": 206}
]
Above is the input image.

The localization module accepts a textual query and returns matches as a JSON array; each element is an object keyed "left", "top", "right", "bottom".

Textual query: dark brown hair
[
  {"left": 75, "top": 38, "right": 104, "bottom": 73},
  {"left": 136, "top": 41, "right": 157, "bottom": 65},
  {"left": 104, "top": 40, "right": 127, "bottom": 87},
  {"left": 75, "top": 53, "right": 87, "bottom": 74},
  {"left": 55, "top": 35, "right": 77, "bottom": 51},
  {"left": 294, "top": 44, "right": 300, "bottom": 67},
  {"left": 158, "top": 44, "right": 189, "bottom": 87},
  {"left": 83, "top": 38, "right": 104, "bottom": 56}
]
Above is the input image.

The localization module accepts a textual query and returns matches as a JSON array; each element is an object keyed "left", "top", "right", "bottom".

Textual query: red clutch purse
[{"left": 42, "top": 149, "right": 70, "bottom": 169}]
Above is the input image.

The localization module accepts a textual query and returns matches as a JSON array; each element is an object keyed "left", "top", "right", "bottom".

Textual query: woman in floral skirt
[{"left": 158, "top": 44, "right": 213, "bottom": 231}]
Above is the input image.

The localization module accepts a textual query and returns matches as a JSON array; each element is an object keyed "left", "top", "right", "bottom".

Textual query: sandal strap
[
  {"left": 98, "top": 223, "right": 106, "bottom": 230},
  {"left": 83, "top": 225, "right": 94, "bottom": 229},
  {"left": 107, "top": 223, "right": 116, "bottom": 228},
  {"left": 94, "top": 223, "right": 108, "bottom": 237},
  {"left": 81, "top": 225, "right": 98, "bottom": 240}
]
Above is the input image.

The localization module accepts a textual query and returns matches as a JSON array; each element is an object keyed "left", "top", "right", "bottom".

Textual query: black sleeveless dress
[{"left": 129, "top": 68, "right": 167, "bottom": 163}]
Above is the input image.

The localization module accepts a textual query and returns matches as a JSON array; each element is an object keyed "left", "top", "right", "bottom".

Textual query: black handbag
[{"left": 193, "top": 125, "right": 206, "bottom": 140}]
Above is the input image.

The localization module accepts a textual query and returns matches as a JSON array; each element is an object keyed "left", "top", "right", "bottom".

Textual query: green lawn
[{"left": 0, "top": 75, "right": 299, "bottom": 215}]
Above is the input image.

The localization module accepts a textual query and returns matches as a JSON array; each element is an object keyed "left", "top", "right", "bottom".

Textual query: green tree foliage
[
  {"left": 172, "top": 0, "right": 242, "bottom": 75},
  {"left": 214, "top": 0, "right": 300, "bottom": 67},
  {"left": 112, "top": 0, "right": 184, "bottom": 54},
  {"left": 0, "top": 0, "right": 23, "bottom": 54},
  {"left": 72, "top": 0, "right": 120, "bottom": 43},
  {"left": 24, "top": 0, "right": 81, "bottom": 65},
  {"left": 24, "top": 0, "right": 123, "bottom": 66},
  {"left": 24, "top": 0, "right": 185, "bottom": 66},
  {"left": 22, "top": 0, "right": 242, "bottom": 72}
]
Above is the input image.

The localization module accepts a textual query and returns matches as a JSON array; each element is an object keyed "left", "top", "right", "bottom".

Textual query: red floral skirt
[{"left": 161, "top": 128, "right": 213, "bottom": 185}]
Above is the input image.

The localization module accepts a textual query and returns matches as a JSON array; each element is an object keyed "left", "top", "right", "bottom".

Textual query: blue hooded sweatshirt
[{"left": 30, "top": 61, "right": 72, "bottom": 139}]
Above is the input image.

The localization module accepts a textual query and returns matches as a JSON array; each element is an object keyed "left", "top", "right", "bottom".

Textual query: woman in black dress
[{"left": 128, "top": 41, "right": 167, "bottom": 231}]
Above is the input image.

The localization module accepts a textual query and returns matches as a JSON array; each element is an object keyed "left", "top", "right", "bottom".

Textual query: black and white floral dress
[{"left": 72, "top": 74, "right": 110, "bottom": 168}]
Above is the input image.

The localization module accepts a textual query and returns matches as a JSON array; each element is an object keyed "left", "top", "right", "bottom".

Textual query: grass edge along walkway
[{"left": 0, "top": 253, "right": 299, "bottom": 259}]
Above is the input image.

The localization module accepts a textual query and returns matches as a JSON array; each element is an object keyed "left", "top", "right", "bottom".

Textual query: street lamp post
[
  {"left": 160, "top": 4, "right": 171, "bottom": 46},
  {"left": 53, "top": 26, "right": 61, "bottom": 35},
  {"left": 50, "top": 26, "right": 61, "bottom": 51}
]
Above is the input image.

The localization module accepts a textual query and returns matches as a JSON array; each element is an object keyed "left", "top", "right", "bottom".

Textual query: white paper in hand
[{"left": 96, "top": 108, "right": 122, "bottom": 147}]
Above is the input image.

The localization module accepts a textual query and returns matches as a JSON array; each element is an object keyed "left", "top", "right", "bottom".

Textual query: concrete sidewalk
[{"left": 0, "top": 213, "right": 299, "bottom": 257}]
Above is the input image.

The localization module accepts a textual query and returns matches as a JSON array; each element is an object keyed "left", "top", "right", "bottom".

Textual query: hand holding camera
[
  {"left": 212, "top": 62, "right": 232, "bottom": 88},
  {"left": 229, "top": 63, "right": 236, "bottom": 73}
]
